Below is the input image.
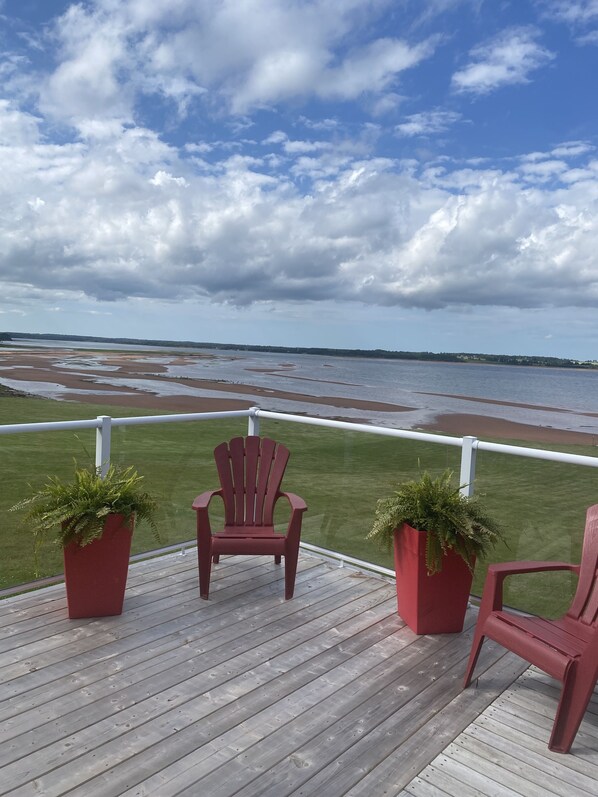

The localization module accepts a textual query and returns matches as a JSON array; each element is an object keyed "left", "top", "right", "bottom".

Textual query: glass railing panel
[
  {"left": 108, "top": 417, "right": 249, "bottom": 555},
  {"left": 0, "top": 426, "right": 97, "bottom": 587},
  {"left": 261, "top": 419, "right": 463, "bottom": 569},
  {"left": 0, "top": 395, "right": 251, "bottom": 589},
  {"left": 471, "top": 444, "right": 597, "bottom": 617}
]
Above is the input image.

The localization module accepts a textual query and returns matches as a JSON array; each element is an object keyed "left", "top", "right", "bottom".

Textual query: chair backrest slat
[
  {"left": 243, "top": 436, "right": 259, "bottom": 525},
  {"left": 214, "top": 441, "right": 235, "bottom": 525},
  {"left": 263, "top": 444, "right": 289, "bottom": 524},
  {"left": 254, "top": 437, "right": 275, "bottom": 524},
  {"left": 214, "top": 436, "right": 289, "bottom": 527},
  {"left": 230, "top": 437, "right": 247, "bottom": 525},
  {"left": 567, "top": 505, "right": 598, "bottom": 625}
]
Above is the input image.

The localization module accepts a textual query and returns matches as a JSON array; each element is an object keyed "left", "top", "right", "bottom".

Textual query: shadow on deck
[{"left": 0, "top": 551, "right": 595, "bottom": 796}]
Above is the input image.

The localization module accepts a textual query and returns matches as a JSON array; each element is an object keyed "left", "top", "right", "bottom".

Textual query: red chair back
[{"left": 214, "top": 436, "right": 290, "bottom": 527}]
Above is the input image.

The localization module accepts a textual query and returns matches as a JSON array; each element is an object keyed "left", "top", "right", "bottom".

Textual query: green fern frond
[
  {"left": 366, "top": 469, "right": 502, "bottom": 574},
  {"left": 11, "top": 464, "right": 160, "bottom": 566}
]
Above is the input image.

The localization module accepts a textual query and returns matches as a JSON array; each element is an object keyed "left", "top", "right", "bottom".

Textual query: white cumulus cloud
[{"left": 452, "top": 27, "right": 554, "bottom": 95}]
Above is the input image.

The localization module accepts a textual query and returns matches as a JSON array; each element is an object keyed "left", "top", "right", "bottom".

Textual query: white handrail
[
  {"left": 0, "top": 418, "right": 101, "bottom": 434},
  {"left": 252, "top": 408, "right": 462, "bottom": 446},
  {"left": 476, "top": 439, "right": 598, "bottom": 466},
  {"left": 111, "top": 409, "right": 254, "bottom": 427},
  {"left": 252, "top": 408, "right": 598, "bottom": 468}
]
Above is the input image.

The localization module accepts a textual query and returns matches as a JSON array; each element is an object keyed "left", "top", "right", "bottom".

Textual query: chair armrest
[
  {"left": 477, "top": 560, "right": 579, "bottom": 619},
  {"left": 192, "top": 489, "right": 223, "bottom": 541},
  {"left": 192, "top": 489, "right": 222, "bottom": 511},
  {"left": 280, "top": 492, "right": 308, "bottom": 512},
  {"left": 487, "top": 561, "right": 578, "bottom": 579},
  {"left": 279, "top": 492, "right": 307, "bottom": 545}
]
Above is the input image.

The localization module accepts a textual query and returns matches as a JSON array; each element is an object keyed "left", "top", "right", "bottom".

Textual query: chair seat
[
  {"left": 211, "top": 527, "right": 287, "bottom": 556},
  {"left": 489, "top": 612, "right": 589, "bottom": 657},
  {"left": 214, "top": 526, "right": 282, "bottom": 539},
  {"left": 485, "top": 613, "right": 584, "bottom": 681}
]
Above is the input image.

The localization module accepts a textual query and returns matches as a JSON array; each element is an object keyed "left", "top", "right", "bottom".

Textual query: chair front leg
[
  {"left": 198, "top": 541, "right": 213, "bottom": 599},
  {"left": 463, "top": 566, "right": 507, "bottom": 688},
  {"left": 463, "top": 630, "right": 487, "bottom": 688},
  {"left": 193, "top": 490, "right": 222, "bottom": 600},
  {"left": 549, "top": 660, "right": 596, "bottom": 753},
  {"left": 195, "top": 507, "right": 214, "bottom": 600},
  {"left": 284, "top": 537, "right": 300, "bottom": 600}
]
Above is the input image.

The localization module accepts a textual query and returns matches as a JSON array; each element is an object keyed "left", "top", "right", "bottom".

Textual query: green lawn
[{"left": 1, "top": 394, "right": 597, "bottom": 617}]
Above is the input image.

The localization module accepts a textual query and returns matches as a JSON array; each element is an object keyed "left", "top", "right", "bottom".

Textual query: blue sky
[{"left": 1, "top": 0, "right": 598, "bottom": 359}]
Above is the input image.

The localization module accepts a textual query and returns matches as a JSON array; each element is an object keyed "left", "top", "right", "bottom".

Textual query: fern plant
[
  {"left": 367, "top": 470, "right": 502, "bottom": 574},
  {"left": 12, "top": 464, "right": 160, "bottom": 551}
]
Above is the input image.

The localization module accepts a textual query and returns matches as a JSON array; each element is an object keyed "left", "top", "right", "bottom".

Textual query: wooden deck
[
  {"left": 0, "top": 550, "right": 595, "bottom": 796},
  {"left": 403, "top": 669, "right": 598, "bottom": 796}
]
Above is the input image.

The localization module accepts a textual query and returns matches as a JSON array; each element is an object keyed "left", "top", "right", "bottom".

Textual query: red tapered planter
[
  {"left": 62, "top": 513, "right": 134, "bottom": 619},
  {"left": 393, "top": 523, "right": 474, "bottom": 634}
]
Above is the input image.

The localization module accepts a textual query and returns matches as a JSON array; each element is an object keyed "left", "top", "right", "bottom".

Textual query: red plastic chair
[
  {"left": 192, "top": 436, "right": 307, "bottom": 600},
  {"left": 463, "top": 504, "right": 598, "bottom": 753}
]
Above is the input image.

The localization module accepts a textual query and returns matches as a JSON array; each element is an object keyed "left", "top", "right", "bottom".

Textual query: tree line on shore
[{"left": 1, "top": 331, "right": 597, "bottom": 370}]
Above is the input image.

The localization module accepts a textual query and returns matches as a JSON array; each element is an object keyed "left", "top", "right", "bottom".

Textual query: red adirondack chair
[
  {"left": 463, "top": 503, "right": 598, "bottom": 753},
  {"left": 192, "top": 436, "right": 307, "bottom": 600}
]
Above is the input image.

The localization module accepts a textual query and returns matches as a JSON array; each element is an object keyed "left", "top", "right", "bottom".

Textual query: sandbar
[{"left": 419, "top": 413, "right": 597, "bottom": 446}]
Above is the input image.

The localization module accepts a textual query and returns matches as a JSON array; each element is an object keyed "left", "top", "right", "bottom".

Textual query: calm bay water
[
  {"left": 188, "top": 348, "right": 598, "bottom": 434},
  {"left": 5, "top": 339, "right": 598, "bottom": 434}
]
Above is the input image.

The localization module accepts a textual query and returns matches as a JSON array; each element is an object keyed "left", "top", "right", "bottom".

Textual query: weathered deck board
[
  {"left": 0, "top": 550, "right": 594, "bottom": 797},
  {"left": 410, "top": 667, "right": 598, "bottom": 796},
  {"left": 342, "top": 643, "right": 529, "bottom": 797}
]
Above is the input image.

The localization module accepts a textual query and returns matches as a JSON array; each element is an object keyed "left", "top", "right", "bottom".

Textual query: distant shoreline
[{"left": 3, "top": 333, "right": 597, "bottom": 370}]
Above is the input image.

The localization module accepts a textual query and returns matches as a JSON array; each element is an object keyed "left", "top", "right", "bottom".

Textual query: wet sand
[
  {"left": 417, "top": 391, "right": 598, "bottom": 419},
  {"left": 419, "top": 414, "right": 597, "bottom": 446},
  {"left": 1, "top": 347, "right": 597, "bottom": 445}
]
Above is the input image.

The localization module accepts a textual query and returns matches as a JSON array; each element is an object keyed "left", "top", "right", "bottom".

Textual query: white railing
[{"left": 2, "top": 405, "right": 597, "bottom": 494}]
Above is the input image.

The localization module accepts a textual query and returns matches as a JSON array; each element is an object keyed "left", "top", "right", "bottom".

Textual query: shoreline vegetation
[{"left": 2, "top": 330, "right": 598, "bottom": 370}]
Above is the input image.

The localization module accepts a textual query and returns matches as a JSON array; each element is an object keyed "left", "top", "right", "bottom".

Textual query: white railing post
[
  {"left": 459, "top": 435, "right": 478, "bottom": 497},
  {"left": 248, "top": 407, "right": 260, "bottom": 436},
  {"left": 95, "top": 415, "right": 112, "bottom": 478}
]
